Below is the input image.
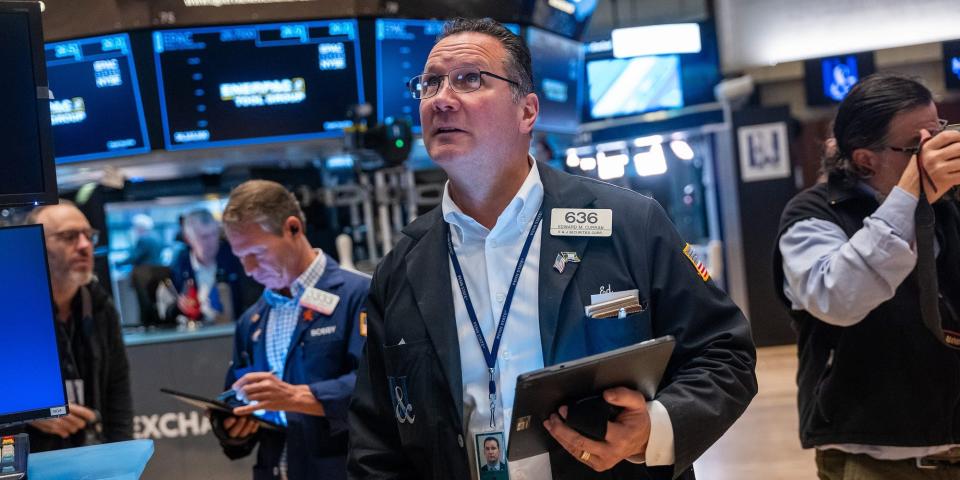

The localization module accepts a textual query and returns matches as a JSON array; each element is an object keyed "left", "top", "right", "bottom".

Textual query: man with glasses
[
  {"left": 1, "top": 202, "right": 132, "bottom": 451},
  {"left": 349, "top": 18, "right": 757, "bottom": 480},
  {"left": 775, "top": 74, "right": 960, "bottom": 478}
]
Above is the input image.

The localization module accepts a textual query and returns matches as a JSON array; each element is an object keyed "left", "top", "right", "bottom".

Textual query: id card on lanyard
[{"left": 447, "top": 210, "right": 542, "bottom": 430}]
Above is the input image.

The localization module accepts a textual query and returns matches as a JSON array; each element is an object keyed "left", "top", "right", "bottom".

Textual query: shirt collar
[
  {"left": 262, "top": 249, "right": 326, "bottom": 308},
  {"left": 189, "top": 251, "right": 216, "bottom": 275},
  {"left": 441, "top": 156, "right": 543, "bottom": 242}
]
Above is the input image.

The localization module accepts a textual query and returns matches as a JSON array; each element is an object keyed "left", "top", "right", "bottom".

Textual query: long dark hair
[{"left": 823, "top": 74, "right": 933, "bottom": 187}]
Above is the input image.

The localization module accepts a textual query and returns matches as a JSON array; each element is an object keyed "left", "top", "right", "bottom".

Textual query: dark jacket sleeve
[
  {"left": 216, "top": 314, "right": 261, "bottom": 460},
  {"left": 639, "top": 201, "right": 758, "bottom": 477},
  {"left": 306, "top": 280, "right": 369, "bottom": 427},
  {"left": 347, "top": 265, "right": 418, "bottom": 479},
  {"left": 102, "top": 299, "right": 134, "bottom": 442}
]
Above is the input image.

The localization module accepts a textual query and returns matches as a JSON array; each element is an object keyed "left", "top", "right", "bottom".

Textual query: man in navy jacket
[
  {"left": 213, "top": 180, "right": 369, "bottom": 480},
  {"left": 348, "top": 18, "right": 756, "bottom": 480}
]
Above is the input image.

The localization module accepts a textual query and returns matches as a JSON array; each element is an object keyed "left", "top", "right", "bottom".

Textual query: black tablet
[
  {"left": 506, "top": 335, "right": 675, "bottom": 461},
  {"left": 160, "top": 388, "right": 285, "bottom": 431}
]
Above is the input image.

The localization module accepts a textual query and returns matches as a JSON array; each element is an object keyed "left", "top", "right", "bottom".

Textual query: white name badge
[
  {"left": 300, "top": 287, "right": 340, "bottom": 315},
  {"left": 550, "top": 208, "right": 613, "bottom": 237}
]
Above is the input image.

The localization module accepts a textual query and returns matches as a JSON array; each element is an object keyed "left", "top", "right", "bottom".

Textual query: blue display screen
[
  {"left": 0, "top": 225, "right": 66, "bottom": 424},
  {"left": 375, "top": 19, "right": 519, "bottom": 132},
  {"left": 45, "top": 34, "right": 151, "bottom": 164},
  {"left": 153, "top": 20, "right": 365, "bottom": 150},
  {"left": 820, "top": 55, "right": 860, "bottom": 102},
  {"left": 526, "top": 27, "right": 582, "bottom": 133},
  {"left": 586, "top": 55, "right": 683, "bottom": 119}
]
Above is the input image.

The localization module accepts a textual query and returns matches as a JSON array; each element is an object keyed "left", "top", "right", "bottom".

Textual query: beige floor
[{"left": 693, "top": 345, "right": 816, "bottom": 480}]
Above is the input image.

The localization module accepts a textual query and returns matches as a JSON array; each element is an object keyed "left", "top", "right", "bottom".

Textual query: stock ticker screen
[
  {"left": 153, "top": 20, "right": 364, "bottom": 150},
  {"left": 46, "top": 34, "right": 151, "bottom": 164},
  {"left": 375, "top": 19, "right": 520, "bottom": 132}
]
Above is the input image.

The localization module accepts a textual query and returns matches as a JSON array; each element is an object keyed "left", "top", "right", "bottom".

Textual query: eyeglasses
[
  {"left": 48, "top": 228, "right": 100, "bottom": 245},
  {"left": 883, "top": 119, "right": 949, "bottom": 156},
  {"left": 407, "top": 66, "right": 519, "bottom": 100}
]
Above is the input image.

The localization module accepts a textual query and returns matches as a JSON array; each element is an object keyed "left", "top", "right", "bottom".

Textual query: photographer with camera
[{"left": 774, "top": 74, "right": 960, "bottom": 478}]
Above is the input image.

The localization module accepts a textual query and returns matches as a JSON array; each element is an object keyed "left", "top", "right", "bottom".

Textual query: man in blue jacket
[{"left": 212, "top": 179, "right": 369, "bottom": 480}]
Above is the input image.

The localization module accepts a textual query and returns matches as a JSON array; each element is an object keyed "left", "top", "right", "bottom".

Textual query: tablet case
[{"left": 506, "top": 335, "right": 674, "bottom": 461}]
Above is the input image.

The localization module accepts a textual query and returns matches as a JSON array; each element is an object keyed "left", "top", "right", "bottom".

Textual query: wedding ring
[{"left": 579, "top": 451, "right": 591, "bottom": 462}]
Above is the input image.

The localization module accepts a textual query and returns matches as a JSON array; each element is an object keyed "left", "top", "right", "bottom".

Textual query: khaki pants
[{"left": 817, "top": 449, "right": 960, "bottom": 480}]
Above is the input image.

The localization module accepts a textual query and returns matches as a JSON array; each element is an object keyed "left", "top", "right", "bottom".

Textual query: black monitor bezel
[
  {"left": 0, "top": 1, "right": 58, "bottom": 208},
  {"left": 0, "top": 223, "right": 69, "bottom": 428}
]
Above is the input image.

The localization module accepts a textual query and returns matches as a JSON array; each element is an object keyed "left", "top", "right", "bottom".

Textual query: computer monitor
[
  {"left": 0, "top": 1, "right": 59, "bottom": 207},
  {"left": 153, "top": 19, "right": 365, "bottom": 150},
  {"left": 374, "top": 19, "right": 520, "bottom": 133},
  {"left": 804, "top": 52, "right": 875, "bottom": 105},
  {"left": 943, "top": 40, "right": 960, "bottom": 91},
  {"left": 525, "top": 26, "right": 582, "bottom": 134},
  {"left": 0, "top": 224, "right": 68, "bottom": 426},
  {"left": 586, "top": 54, "right": 684, "bottom": 120},
  {"left": 46, "top": 33, "right": 151, "bottom": 164}
]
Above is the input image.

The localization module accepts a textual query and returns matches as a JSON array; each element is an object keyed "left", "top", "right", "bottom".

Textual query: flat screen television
[
  {"left": 46, "top": 33, "right": 151, "bottom": 163},
  {"left": 0, "top": 225, "right": 67, "bottom": 426},
  {"left": 586, "top": 54, "right": 683, "bottom": 120},
  {"left": 0, "top": 1, "right": 58, "bottom": 207},
  {"left": 943, "top": 40, "right": 960, "bottom": 91},
  {"left": 153, "top": 19, "right": 365, "bottom": 150},
  {"left": 526, "top": 26, "right": 582, "bottom": 133},
  {"left": 804, "top": 52, "right": 875, "bottom": 105}
]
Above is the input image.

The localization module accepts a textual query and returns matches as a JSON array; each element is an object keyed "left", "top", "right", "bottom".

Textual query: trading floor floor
[{"left": 694, "top": 345, "right": 816, "bottom": 480}]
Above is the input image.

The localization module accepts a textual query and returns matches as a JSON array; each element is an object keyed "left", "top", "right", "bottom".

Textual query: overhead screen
[
  {"left": 0, "top": 225, "right": 67, "bottom": 426},
  {"left": 46, "top": 33, "right": 150, "bottom": 163},
  {"left": 0, "top": 2, "right": 58, "bottom": 207},
  {"left": 526, "top": 26, "right": 582, "bottom": 133},
  {"left": 803, "top": 52, "right": 875, "bottom": 105},
  {"left": 524, "top": 0, "right": 598, "bottom": 39},
  {"left": 153, "top": 20, "right": 364, "bottom": 150},
  {"left": 586, "top": 55, "right": 683, "bottom": 119},
  {"left": 375, "top": 19, "right": 519, "bottom": 132}
]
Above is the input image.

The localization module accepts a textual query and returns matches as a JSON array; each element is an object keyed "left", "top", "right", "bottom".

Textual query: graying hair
[{"left": 222, "top": 180, "right": 305, "bottom": 236}]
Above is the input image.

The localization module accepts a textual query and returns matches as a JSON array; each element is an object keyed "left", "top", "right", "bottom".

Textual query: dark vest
[{"left": 773, "top": 181, "right": 960, "bottom": 448}]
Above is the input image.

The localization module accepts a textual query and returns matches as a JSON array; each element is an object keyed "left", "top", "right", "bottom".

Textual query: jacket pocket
[
  {"left": 382, "top": 339, "right": 434, "bottom": 446},
  {"left": 813, "top": 348, "right": 836, "bottom": 424},
  {"left": 584, "top": 310, "right": 652, "bottom": 354}
]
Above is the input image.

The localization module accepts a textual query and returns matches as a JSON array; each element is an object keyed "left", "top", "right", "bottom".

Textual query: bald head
[{"left": 26, "top": 203, "right": 96, "bottom": 292}]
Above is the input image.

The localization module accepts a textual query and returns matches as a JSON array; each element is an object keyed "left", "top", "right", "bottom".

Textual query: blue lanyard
[{"left": 447, "top": 210, "right": 542, "bottom": 428}]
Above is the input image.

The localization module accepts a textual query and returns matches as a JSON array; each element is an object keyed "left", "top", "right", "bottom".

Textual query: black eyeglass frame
[
  {"left": 407, "top": 67, "right": 519, "bottom": 100},
  {"left": 882, "top": 119, "right": 950, "bottom": 156}
]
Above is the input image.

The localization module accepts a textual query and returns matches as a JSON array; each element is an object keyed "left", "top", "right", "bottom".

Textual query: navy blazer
[
  {"left": 348, "top": 164, "right": 757, "bottom": 480},
  {"left": 167, "top": 239, "right": 262, "bottom": 323},
  {"left": 222, "top": 255, "right": 370, "bottom": 480}
]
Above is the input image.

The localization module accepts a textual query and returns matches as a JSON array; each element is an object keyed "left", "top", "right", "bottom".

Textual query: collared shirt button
[
  {"left": 495, "top": 293, "right": 505, "bottom": 303},
  {"left": 458, "top": 434, "right": 465, "bottom": 448}
]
